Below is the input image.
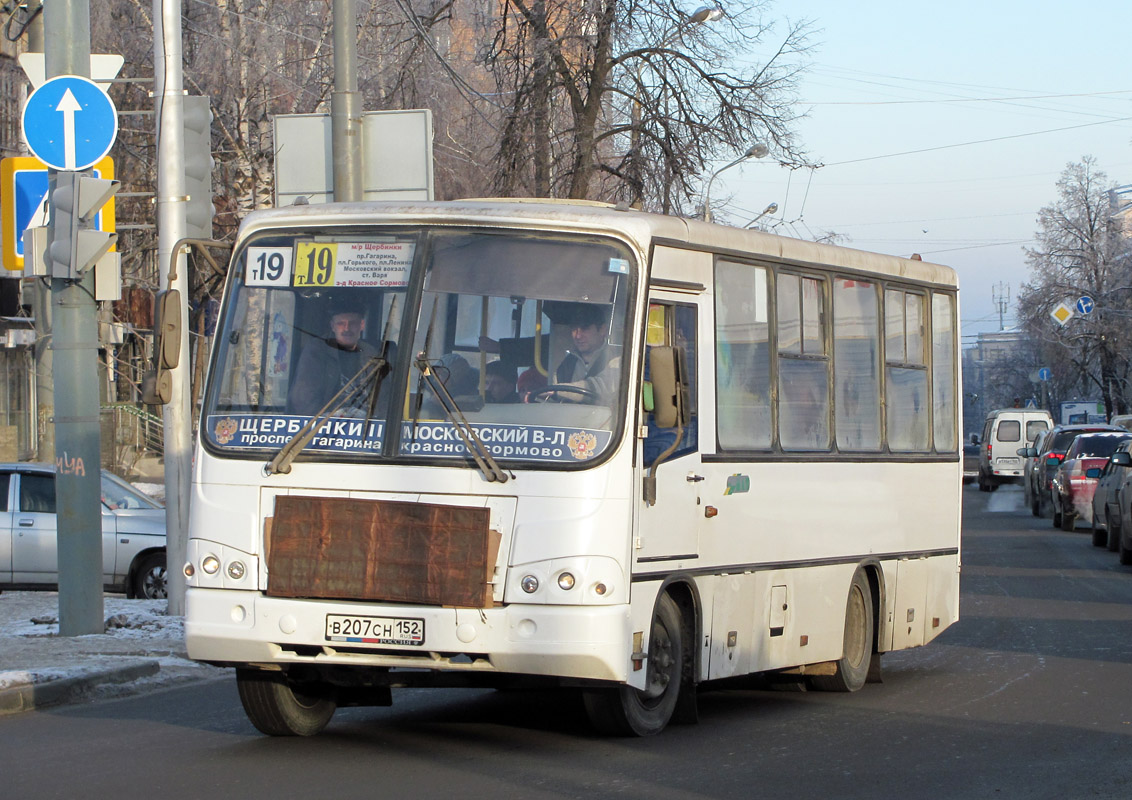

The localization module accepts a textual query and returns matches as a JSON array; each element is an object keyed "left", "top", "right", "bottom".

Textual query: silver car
[{"left": 0, "top": 464, "right": 166, "bottom": 599}]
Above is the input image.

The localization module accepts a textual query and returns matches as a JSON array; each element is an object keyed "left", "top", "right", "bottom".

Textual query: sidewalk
[{"left": 0, "top": 590, "right": 224, "bottom": 715}]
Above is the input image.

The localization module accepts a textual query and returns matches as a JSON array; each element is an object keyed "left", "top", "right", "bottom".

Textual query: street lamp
[
  {"left": 628, "top": 5, "right": 725, "bottom": 208},
  {"left": 702, "top": 142, "right": 769, "bottom": 222},
  {"left": 744, "top": 202, "right": 778, "bottom": 229}
]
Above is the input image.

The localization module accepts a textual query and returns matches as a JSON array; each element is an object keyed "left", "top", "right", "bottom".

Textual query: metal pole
[
  {"left": 26, "top": 2, "right": 54, "bottom": 464},
  {"left": 45, "top": 0, "right": 103, "bottom": 636},
  {"left": 332, "top": 0, "right": 362, "bottom": 202},
  {"left": 154, "top": 0, "right": 190, "bottom": 615}
]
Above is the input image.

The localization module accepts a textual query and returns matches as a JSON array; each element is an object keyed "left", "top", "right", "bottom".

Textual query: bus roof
[{"left": 236, "top": 199, "right": 958, "bottom": 289}]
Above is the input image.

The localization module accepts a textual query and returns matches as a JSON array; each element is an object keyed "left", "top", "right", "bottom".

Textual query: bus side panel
[
  {"left": 925, "top": 553, "right": 960, "bottom": 645},
  {"left": 890, "top": 558, "right": 927, "bottom": 649}
]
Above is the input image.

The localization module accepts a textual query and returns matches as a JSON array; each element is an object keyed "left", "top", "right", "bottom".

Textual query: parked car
[
  {"left": 0, "top": 464, "right": 166, "bottom": 598},
  {"left": 1022, "top": 428, "right": 1049, "bottom": 515},
  {"left": 1088, "top": 439, "right": 1132, "bottom": 548},
  {"left": 1111, "top": 449, "right": 1132, "bottom": 564},
  {"left": 977, "top": 408, "right": 1052, "bottom": 491},
  {"left": 963, "top": 434, "right": 981, "bottom": 484},
  {"left": 1024, "top": 423, "right": 1125, "bottom": 517},
  {"left": 1111, "top": 414, "right": 1132, "bottom": 432},
  {"left": 1049, "top": 432, "right": 1132, "bottom": 531}
]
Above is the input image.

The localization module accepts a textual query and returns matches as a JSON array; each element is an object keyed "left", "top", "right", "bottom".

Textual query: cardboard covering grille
[{"left": 266, "top": 495, "right": 495, "bottom": 608}]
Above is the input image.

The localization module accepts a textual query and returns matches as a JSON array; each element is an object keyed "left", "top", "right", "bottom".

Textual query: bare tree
[
  {"left": 479, "top": 0, "right": 812, "bottom": 211},
  {"left": 1017, "top": 157, "right": 1132, "bottom": 418}
]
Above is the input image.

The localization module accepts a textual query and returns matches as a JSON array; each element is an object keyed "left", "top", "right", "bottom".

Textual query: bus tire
[
  {"left": 810, "top": 569, "right": 873, "bottom": 693},
  {"left": 236, "top": 668, "right": 336, "bottom": 736},
  {"left": 582, "top": 593, "right": 683, "bottom": 737}
]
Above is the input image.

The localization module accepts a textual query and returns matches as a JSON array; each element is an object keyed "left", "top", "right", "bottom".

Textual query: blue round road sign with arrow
[
  {"left": 21, "top": 75, "right": 117, "bottom": 172},
  {"left": 1076, "top": 295, "right": 1095, "bottom": 315}
]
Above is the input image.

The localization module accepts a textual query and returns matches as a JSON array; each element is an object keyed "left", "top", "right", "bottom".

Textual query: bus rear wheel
[
  {"left": 236, "top": 668, "right": 337, "bottom": 736},
  {"left": 583, "top": 593, "right": 683, "bottom": 737},
  {"left": 810, "top": 569, "right": 874, "bottom": 692}
]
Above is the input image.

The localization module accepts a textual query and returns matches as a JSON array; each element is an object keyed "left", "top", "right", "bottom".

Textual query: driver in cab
[
  {"left": 480, "top": 303, "right": 619, "bottom": 404},
  {"left": 550, "top": 303, "right": 619, "bottom": 403}
]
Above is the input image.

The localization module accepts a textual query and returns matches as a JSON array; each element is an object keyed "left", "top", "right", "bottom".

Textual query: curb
[{"left": 0, "top": 659, "right": 161, "bottom": 716}]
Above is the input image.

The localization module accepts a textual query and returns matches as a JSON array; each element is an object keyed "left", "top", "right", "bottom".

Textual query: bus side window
[{"left": 644, "top": 303, "right": 697, "bottom": 464}]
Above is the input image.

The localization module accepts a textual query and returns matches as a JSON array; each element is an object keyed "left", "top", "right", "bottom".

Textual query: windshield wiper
[
  {"left": 414, "top": 354, "right": 509, "bottom": 483},
  {"left": 266, "top": 354, "right": 389, "bottom": 476},
  {"left": 408, "top": 297, "right": 508, "bottom": 483}
]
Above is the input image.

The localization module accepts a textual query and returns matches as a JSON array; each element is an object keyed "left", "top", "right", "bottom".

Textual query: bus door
[{"left": 636, "top": 252, "right": 710, "bottom": 563}]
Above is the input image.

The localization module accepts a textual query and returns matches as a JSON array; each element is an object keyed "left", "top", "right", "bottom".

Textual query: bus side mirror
[
  {"left": 141, "top": 289, "right": 182, "bottom": 406},
  {"left": 649, "top": 346, "right": 689, "bottom": 429}
]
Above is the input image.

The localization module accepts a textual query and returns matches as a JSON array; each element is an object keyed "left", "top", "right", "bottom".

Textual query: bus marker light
[
  {"left": 704, "top": 506, "right": 719, "bottom": 518},
  {"left": 183, "top": 563, "right": 195, "bottom": 578},
  {"left": 557, "top": 572, "right": 575, "bottom": 590},
  {"left": 593, "top": 582, "right": 608, "bottom": 596},
  {"left": 521, "top": 575, "right": 539, "bottom": 593},
  {"left": 202, "top": 555, "right": 220, "bottom": 575}
]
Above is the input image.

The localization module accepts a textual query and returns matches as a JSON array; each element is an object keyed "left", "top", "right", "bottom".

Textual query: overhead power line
[{"left": 823, "top": 116, "right": 1132, "bottom": 167}]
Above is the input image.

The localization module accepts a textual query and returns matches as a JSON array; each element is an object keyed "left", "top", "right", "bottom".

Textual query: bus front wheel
[
  {"left": 810, "top": 569, "right": 874, "bottom": 692},
  {"left": 236, "top": 668, "right": 337, "bottom": 736},
  {"left": 583, "top": 593, "right": 684, "bottom": 736}
]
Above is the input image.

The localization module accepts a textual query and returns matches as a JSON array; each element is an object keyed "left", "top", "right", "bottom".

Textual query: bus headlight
[
  {"left": 506, "top": 557, "right": 624, "bottom": 605},
  {"left": 226, "top": 560, "right": 246, "bottom": 580},
  {"left": 202, "top": 555, "right": 221, "bottom": 575}
]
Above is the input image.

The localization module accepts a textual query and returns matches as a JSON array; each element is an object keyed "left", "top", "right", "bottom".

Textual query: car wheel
[
  {"left": 131, "top": 552, "right": 167, "bottom": 600},
  {"left": 1052, "top": 496, "right": 1063, "bottom": 529},
  {"left": 1061, "top": 511, "right": 1076, "bottom": 532},
  {"left": 236, "top": 668, "right": 337, "bottom": 736},
  {"left": 1107, "top": 510, "right": 1121, "bottom": 552},
  {"left": 583, "top": 593, "right": 684, "bottom": 736},
  {"left": 1031, "top": 493, "right": 1040, "bottom": 516},
  {"left": 1121, "top": 531, "right": 1132, "bottom": 567},
  {"left": 1092, "top": 519, "right": 1107, "bottom": 547},
  {"left": 809, "top": 569, "right": 874, "bottom": 693}
]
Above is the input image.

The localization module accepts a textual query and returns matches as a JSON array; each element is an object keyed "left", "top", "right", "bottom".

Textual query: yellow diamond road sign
[{"left": 1050, "top": 301, "right": 1074, "bottom": 326}]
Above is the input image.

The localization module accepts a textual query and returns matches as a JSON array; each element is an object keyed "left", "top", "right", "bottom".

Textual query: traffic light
[
  {"left": 48, "top": 172, "right": 119, "bottom": 279},
  {"left": 183, "top": 95, "right": 214, "bottom": 240}
]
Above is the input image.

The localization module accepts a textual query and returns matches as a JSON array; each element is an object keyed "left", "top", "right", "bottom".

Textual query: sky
[{"left": 711, "top": 0, "right": 1132, "bottom": 345}]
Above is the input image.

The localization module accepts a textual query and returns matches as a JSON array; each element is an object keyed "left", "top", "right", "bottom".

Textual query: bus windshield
[{"left": 202, "top": 226, "right": 635, "bottom": 468}]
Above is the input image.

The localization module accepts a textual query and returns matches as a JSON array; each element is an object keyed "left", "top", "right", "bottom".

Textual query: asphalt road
[{"left": 3, "top": 484, "right": 1132, "bottom": 800}]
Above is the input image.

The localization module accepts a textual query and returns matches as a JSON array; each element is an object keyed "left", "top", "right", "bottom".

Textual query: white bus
[{"left": 185, "top": 199, "right": 961, "bottom": 737}]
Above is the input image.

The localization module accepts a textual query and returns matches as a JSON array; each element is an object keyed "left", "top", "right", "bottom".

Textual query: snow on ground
[{"left": 0, "top": 591, "right": 225, "bottom": 699}]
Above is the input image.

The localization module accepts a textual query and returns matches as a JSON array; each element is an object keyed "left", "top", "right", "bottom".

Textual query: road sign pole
[
  {"left": 44, "top": 0, "right": 102, "bottom": 636},
  {"left": 25, "top": 4, "right": 54, "bottom": 468},
  {"left": 154, "top": 0, "right": 191, "bottom": 615}
]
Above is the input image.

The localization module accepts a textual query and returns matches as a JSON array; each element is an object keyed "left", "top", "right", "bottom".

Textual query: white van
[{"left": 978, "top": 408, "right": 1053, "bottom": 491}]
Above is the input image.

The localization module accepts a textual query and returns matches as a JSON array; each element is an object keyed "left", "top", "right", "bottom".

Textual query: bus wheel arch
[
  {"left": 583, "top": 587, "right": 692, "bottom": 736},
  {"left": 809, "top": 566, "right": 877, "bottom": 692}
]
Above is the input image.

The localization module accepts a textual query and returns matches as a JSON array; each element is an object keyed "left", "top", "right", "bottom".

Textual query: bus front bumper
[{"left": 185, "top": 588, "right": 633, "bottom": 684}]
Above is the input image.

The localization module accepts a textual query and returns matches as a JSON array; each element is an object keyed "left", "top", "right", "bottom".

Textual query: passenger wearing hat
[{"left": 289, "top": 297, "right": 380, "bottom": 415}]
